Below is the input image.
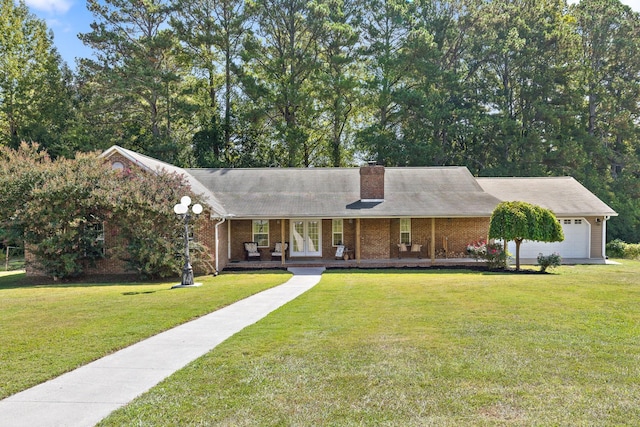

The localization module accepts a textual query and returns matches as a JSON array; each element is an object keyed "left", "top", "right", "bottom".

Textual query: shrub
[
  {"left": 466, "top": 240, "right": 508, "bottom": 270},
  {"left": 606, "top": 239, "right": 627, "bottom": 258},
  {"left": 606, "top": 240, "right": 640, "bottom": 260},
  {"left": 537, "top": 253, "right": 562, "bottom": 272},
  {"left": 624, "top": 243, "right": 640, "bottom": 260}
]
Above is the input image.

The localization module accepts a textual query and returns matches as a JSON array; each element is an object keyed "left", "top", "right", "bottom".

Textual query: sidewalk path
[{"left": 0, "top": 267, "right": 324, "bottom": 427}]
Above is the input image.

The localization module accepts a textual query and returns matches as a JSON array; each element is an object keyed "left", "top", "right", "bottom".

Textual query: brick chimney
[{"left": 360, "top": 162, "right": 385, "bottom": 202}]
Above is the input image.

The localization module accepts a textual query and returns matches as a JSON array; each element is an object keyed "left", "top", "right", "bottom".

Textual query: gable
[{"left": 100, "top": 146, "right": 228, "bottom": 217}]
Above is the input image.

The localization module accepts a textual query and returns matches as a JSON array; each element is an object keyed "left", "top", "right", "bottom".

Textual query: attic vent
[{"left": 360, "top": 164, "right": 385, "bottom": 202}]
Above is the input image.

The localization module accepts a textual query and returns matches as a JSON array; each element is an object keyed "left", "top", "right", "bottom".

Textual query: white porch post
[
  {"left": 602, "top": 217, "right": 607, "bottom": 259},
  {"left": 281, "top": 219, "right": 286, "bottom": 266}
]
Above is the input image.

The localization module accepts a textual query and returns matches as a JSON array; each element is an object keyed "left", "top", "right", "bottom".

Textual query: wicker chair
[{"left": 244, "top": 242, "right": 261, "bottom": 261}]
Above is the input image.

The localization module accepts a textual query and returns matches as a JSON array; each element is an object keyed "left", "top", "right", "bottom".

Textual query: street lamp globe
[{"left": 173, "top": 203, "right": 188, "bottom": 215}]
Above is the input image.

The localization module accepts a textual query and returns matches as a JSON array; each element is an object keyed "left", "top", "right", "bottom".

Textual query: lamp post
[{"left": 173, "top": 196, "right": 203, "bottom": 288}]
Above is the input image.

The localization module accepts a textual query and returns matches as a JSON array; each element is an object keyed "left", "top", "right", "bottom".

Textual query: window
[
  {"left": 564, "top": 219, "right": 572, "bottom": 225},
  {"left": 252, "top": 220, "right": 269, "bottom": 247},
  {"left": 574, "top": 219, "right": 582, "bottom": 225},
  {"left": 332, "top": 219, "right": 343, "bottom": 246},
  {"left": 400, "top": 218, "right": 411, "bottom": 244},
  {"left": 85, "top": 221, "right": 105, "bottom": 256}
]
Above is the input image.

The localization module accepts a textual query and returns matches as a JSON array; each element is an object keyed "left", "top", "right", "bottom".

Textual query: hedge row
[{"left": 606, "top": 239, "right": 640, "bottom": 260}]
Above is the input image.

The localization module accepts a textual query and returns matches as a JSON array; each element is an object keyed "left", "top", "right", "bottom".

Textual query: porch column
[
  {"left": 431, "top": 218, "right": 435, "bottom": 265},
  {"left": 228, "top": 219, "right": 232, "bottom": 260},
  {"left": 281, "top": 219, "right": 286, "bottom": 266},
  {"left": 356, "top": 218, "right": 361, "bottom": 265}
]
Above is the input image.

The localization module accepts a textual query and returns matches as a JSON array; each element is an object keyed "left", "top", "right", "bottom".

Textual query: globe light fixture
[{"left": 172, "top": 197, "right": 203, "bottom": 288}]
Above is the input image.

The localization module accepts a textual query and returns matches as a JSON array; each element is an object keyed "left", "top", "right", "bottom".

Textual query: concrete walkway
[{"left": 0, "top": 267, "right": 324, "bottom": 427}]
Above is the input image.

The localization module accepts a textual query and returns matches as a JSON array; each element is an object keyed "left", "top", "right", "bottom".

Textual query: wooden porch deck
[
  {"left": 223, "top": 257, "right": 608, "bottom": 271},
  {"left": 225, "top": 257, "right": 486, "bottom": 270}
]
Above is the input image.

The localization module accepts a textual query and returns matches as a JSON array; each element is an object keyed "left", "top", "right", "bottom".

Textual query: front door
[{"left": 290, "top": 220, "right": 322, "bottom": 257}]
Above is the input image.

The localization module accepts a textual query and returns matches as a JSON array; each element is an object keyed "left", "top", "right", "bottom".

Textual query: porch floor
[{"left": 224, "top": 257, "right": 608, "bottom": 271}]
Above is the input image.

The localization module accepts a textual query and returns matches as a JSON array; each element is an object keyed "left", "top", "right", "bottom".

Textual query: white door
[
  {"left": 507, "top": 218, "right": 590, "bottom": 259},
  {"left": 290, "top": 220, "right": 322, "bottom": 257}
]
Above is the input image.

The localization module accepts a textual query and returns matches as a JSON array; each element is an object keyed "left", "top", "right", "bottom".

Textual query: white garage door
[{"left": 507, "top": 218, "right": 590, "bottom": 259}]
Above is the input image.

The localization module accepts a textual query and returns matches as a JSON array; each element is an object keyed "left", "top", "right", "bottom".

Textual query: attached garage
[
  {"left": 506, "top": 218, "right": 590, "bottom": 259},
  {"left": 477, "top": 177, "right": 617, "bottom": 262}
]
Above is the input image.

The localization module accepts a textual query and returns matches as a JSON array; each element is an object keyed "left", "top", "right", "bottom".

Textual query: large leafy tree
[
  {"left": 573, "top": 0, "right": 640, "bottom": 242},
  {"left": 0, "top": 0, "right": 74, "bottom": 156},
  {"left": 0, "top": 142, "right": 51, "bottom": 250},
  {"left": 102, "top": 167, "right": 205, "bottom": 278},
  {"left": 311, "top": 0, "right": 361, "bottom": 166},
  {"left": 488, "top": 201, "right": 564, "bottom": 271},
  {"left": 171, "top": 0, "right": 248, "bottom": 166},
  {"left": 0, "top": 143, "right": 206, "bottom": 279},
  {"left": 243, "top": 0, "right": 325, "bottom": 166},
  {"left": 78, "top": 0, "right": 184, "bottom": 162},
  {"left": 0, "top": 143, "right": 112, "bottom": 278},
  {"left": 468, "top": 0, "right": 584, "bottom": 177},
  {"left": 356, "top": 0, "right": 414, "bottom": 165}
]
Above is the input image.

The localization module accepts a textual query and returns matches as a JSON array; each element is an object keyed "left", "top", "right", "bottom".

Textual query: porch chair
[
  {"left": 244, "top": 242, "right": 261, "bottom": 261},
  {"left": 398, "top": 242, "right": 422, "bottom": 258},
  {"left": 335, "top": 245, "right": 345, "bottom": 260},
  {"left": 271, "top": 242, "right": 288, "bottom": 261}
]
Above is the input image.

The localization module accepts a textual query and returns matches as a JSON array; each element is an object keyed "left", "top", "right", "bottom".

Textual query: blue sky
[
  {"left": 27, "top": 0, "right": 95, "bottom": 67},
  {"left": 26, "top": 0, "right": 640, "bottom": 70}
]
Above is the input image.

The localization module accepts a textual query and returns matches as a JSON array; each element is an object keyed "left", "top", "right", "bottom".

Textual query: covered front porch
[
  {"left": 221, "top": 217, "right": 492, "bottom": 268},
  {"left": 225, "top": 257, "right": 488, "bottom": 270},
  {"left": 222, "top": 256, "right": 609, "bottom": 271}
]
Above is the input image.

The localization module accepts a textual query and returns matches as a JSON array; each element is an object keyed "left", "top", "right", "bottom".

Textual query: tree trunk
[{"left": 515, "top": 238, "right": 522, "bottom": 271}]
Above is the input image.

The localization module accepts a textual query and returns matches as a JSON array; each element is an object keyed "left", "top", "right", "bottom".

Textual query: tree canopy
[{"left": 489, "top": 201, "right": 565, "bottom": 271}]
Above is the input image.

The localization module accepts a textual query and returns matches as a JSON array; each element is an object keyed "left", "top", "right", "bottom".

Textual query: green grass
[
  {"left": 0, "top": 270, "right": 291, "bottom": 399},
  {"left": 98, "top": 261, "right": 640, "bottom": 426}
]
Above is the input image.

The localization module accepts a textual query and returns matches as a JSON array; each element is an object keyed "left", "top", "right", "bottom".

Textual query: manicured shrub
[
  {"left": 489, "top": 201, "right": 563, "bottom": 271},
  {"left": 537, "top": 253, "right": 562, "bottom": 272}
]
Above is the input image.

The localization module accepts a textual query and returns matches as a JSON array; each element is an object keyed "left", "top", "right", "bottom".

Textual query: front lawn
[
  {"left": 100, "top": 261, "right": 640, "bottom": 426},
  {"left": 0, "top": 270, "right": 291, "bottom": 399}
]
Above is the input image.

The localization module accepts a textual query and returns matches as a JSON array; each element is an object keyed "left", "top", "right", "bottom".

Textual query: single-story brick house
[{"left": 98, "top": 145, "right": 617, "bottom": 274}]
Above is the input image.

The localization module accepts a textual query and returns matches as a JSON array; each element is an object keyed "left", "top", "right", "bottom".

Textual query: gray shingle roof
[
  {"left": 476, "top": 177, "right": 617, "bottom": 217},
  {"left": 101, "top": 146, "right": 228, "bottom": 217},
  {"left": 185, "top": 167, "right": 503, "bottom": 218},
  {"left": 101, "top": 146, "right": 617, "bottom": 219}
]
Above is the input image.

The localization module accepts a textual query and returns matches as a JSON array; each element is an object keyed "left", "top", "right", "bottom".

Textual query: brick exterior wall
[
  {"left": 361, "top": 218, "right": 391, "bottom": 259},
  {"left": 196, "top": 215, "right": 227, "bottom": 274},
  {"left": 386, "top": 217, "right": 490, "bottom": 259},
  {"left": 434, "top": 217, "right": 490, "bottom": 257},
  {"left": 360, "top": 165, "right": 385, "bottom": 200}
]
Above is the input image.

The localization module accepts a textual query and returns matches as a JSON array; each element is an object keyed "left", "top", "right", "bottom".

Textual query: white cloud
[{"left": 25, "top": 0, "right": 73, "bottom": 14}]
